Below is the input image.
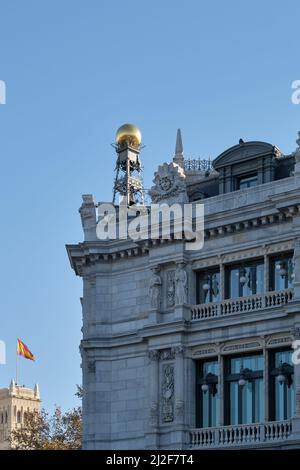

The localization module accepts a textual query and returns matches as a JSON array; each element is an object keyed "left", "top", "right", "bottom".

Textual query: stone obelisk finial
[{"left": 173, "top": 128, "right": 184, "bottom": 168}]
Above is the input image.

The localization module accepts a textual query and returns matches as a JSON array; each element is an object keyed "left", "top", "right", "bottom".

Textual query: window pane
[
  {"left": 256, "top": 264, "right": 264, "bottom": 294},
  {"left": 230, "top": 354, "right": 264, "bottom": 374},
  {"left": 275, "top": 350, "right": 292, "bottom": 367},
  {"left": 227, "top": 354, "right": 264, "bottom": 425},
  {"left": 238, "top": 175, "right": 258, "bottom": 189},
  {"left": 241, "top": 381, "right": 253, "bottom": 424},
  {"left": 273, "top": 350, "right": 295, "bottom": 420},
  {"left": 200, "top": 360, "right": 219, "bottom": 428},
  {"left": 271, "top": 256, "right": 294, "bottom": 291},
  {"left": 255, "top": 378, "right": 264, "bottom": 422},
  {"left": 197, "top": 271, "right": 220, "bottom": 304},
  {"left": 227, "top": 262, "right": 264, "bottom": 298},
  {"left": 230, "top": 382, "right": 238, "bottom": 425},
  {"left": 229, "top": 268, "right": 240, "bottom": 298},
  {"left": 203, "top": 361, "right": 219, "bottom": 376}
]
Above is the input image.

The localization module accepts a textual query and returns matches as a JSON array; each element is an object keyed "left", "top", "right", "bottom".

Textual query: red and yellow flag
[{"left": 17, "top": 339, "right": 35, "bottom": 361}]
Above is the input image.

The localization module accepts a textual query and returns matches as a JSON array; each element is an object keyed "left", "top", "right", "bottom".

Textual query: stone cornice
[{"left": 66, "top": 200, "right": 299, "bottom": 276}]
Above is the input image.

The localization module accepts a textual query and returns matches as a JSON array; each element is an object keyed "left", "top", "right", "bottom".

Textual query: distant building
[
  {"left": 0, "top": 380, "right": 41, "bottom": 449},
  {"left": 67, "top": 124, "right": 300, "bottom": 449}
]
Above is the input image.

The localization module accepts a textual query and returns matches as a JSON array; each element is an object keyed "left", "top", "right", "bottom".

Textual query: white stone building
[
  {"left": 67, "top": 125, "right": 300, "bottom": 449},
  {"left": 0, "top": 380, "right": 40, "bottom": 449}
]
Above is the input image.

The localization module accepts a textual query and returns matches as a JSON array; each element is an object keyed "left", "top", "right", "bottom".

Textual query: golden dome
[{"left": 115, "top": 123, "right": 142, "bottom": 147}]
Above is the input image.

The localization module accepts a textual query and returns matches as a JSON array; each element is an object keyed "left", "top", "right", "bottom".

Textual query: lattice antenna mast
[{"left": 112, "top": 124, "right": 144, "bottom": 206}]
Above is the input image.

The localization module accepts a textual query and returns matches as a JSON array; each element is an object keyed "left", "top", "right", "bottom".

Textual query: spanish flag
[{"left": 17, "top": 339, "right": 35, "bottom": 361}]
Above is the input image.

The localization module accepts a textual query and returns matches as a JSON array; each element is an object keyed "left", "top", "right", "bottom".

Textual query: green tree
[{"left": 10, "top": 389, "right": 82, "bottom": 450}]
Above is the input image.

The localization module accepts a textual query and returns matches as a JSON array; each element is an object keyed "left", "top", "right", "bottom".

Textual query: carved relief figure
[
  {"left": 149, "top": 267, "right": 162, "bottom": 309},
  {"left": 161, "top": 364, "right": 174, "bottom": 422},
  {"left": 295, "top": 131, "right": 300, "bottom": 163},
  {"left": 293, "top": 238, "right": 300, "bottom": 283},
  {"left": 166, "top": 271, "right": 175, "bottom": 307},
  {"left": 175, "top": 263, "right": 188, "bottom": 305}
]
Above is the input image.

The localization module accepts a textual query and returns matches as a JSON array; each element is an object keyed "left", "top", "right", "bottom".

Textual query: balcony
[
  {"left": 190, "top": 288, "right": 294, "bottom": 321},
  {"left": 189, "top": 420, "right": 292, "bottom": 448}
]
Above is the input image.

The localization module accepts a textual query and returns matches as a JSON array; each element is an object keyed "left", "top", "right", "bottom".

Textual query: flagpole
[{"left": 16, "top": 339, "right": 18, "bottom": 385}]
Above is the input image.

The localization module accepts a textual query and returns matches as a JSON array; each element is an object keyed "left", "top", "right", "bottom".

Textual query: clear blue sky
[{"left": 0, "top": 0, "right": 299, "bottom": 412}]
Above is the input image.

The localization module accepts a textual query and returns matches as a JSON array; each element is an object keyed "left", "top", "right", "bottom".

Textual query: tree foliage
[{"left": 10, "top": 389, "right": 82, "bottom": 450}]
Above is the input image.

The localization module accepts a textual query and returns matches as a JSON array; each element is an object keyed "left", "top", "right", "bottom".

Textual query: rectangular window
[
  {"left": 237, "top": 174, "right": 258, "bottom": 189},
  {"left": 225, "top": 353, "right": 264, "bottom": 425},
  {"left": 197, "top": 270, "right": 220, "bottom": 304},
  {"left": 196, "top": 359, "right": 219, "bottom": 428},
  {"left": 269, "top": 255, "right": 294, "bottom": 291},
  {"left": 226, "top": 260, "right": 264, "bottom": 299},
  {"left": 270, "top": 349, "right": 295, "bottom": 421}
]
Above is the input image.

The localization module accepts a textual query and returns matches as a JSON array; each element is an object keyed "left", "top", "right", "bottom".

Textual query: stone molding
[{"left": 67, "top": 203, "right": 299, "bottom": 276}]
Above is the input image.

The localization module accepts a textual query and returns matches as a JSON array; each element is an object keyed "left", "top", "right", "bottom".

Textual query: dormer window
[
  {"left": 237, "top": 174, "right": 258, "bottom": 189},
  {"left": 213, "top": 141, "right": 281, "bottom": 194}
]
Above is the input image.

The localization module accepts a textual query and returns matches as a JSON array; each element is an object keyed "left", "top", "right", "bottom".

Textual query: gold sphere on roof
[{"left": 115, "top": 123, "right": 142, "bottom": 147}]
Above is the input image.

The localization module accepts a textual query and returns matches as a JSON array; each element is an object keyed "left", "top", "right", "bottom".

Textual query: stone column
[
  {"left": 219, "top": 260, "right": 225, "bottom": 301},
  {"left": 293, "top": 239, "right": 300, "bottom": 299},
  {"left": 290, "top": 327, "right": 300, "bottom": 439},
  {"left": 218, "top": 354, "right": 225, "bottom": 426},
  {"left": 145, "top": 350, "right": 160, "bottom": 449},
  {"left": 263, "top": 345, "right": 270, "bottom": 422},
  {"left": 264, "top": 252, "right": 269, "bottom": 293},
  {"left": 173, "top": 346, "right": 185, "bottom": 424},
  {"left": 172, "top": 346, "right": 186, "bottom": 449}
]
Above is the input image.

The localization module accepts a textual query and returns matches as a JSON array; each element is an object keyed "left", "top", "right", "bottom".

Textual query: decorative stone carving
[
  {"left": 293, "top": 239, "right": 300, "bottom": 283},
  {"left": 291, "top": 327, "right": 300, "bottom": 340},
  {"left": 222, "top": 341, "right": 261, "bottom": 353},
  {"left": 79, "top": 195, "right": 96, "bottom": 229},
  {"left": 166, "top": 271, "right": 175, "bottom": 307},
  {"left": 266, "top": 336, "right": 292, "bottom": 347},
  {"left": 148, "top": 350, "right": 160, "bottom": 362},
  {"left": 294, "top": 131, "right": 300, "bottom": 163},
  {"left": 161, "top": 364, "right": 174, "bottom": 423},
  {"left": 192, "top": 346, "right": 218, "bottom": 357},
  {"left": 149, "top": 162, "right": 188, "bottom": 203},
  {"left": 160, "top": 349, "right": 175, "bottom": 361},
  {"left": 149, "top": 267, "right": 162, "bottom": 309},
  {"left": 171, "top": 345, "right": 185, "bottom": 357},
  {"left": 174, "top": 263, "right": 188, "bottom": 305}
]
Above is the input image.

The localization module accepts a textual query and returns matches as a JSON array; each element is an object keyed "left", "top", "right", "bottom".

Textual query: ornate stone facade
[{"left": 67, "top": 129, "right": 300, "bottom": 449}]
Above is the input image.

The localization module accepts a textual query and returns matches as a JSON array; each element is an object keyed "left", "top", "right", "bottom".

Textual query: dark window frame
[
  {"left": 196, "top": 268, "right": 220, "bottom": 304},
  {"left": 225, "top": 258, "right": 264, "bottom": 299},
  {"left": 224, "top": 352, "right": 264, "bottom": 425},
  {"left": 196, "top": 359, "right": 219, "bottom": 428},
  {"left": 268, "top": 348, "right": 294, "bottom": 421},
  {"left": 269, "top": 253, "right": 294, "bottom": 291},
  {"left": 236, "top": 173, "right": 258, "bottom": 190}
]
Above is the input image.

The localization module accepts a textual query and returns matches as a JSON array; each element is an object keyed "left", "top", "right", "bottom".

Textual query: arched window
[
  {"left": 0, "top": 412, "right": 3, "bottom": 424},
  {"left": 17, "top": 411, "right": 21, "bottom": 423},
  {"left": 5, "top": 411, "right": 8, "bottom": 424}
]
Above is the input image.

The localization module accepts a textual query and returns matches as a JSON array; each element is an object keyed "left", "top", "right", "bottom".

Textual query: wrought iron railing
[{"left": 184, "top": 158, "right": 213, "bottom": 172}]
